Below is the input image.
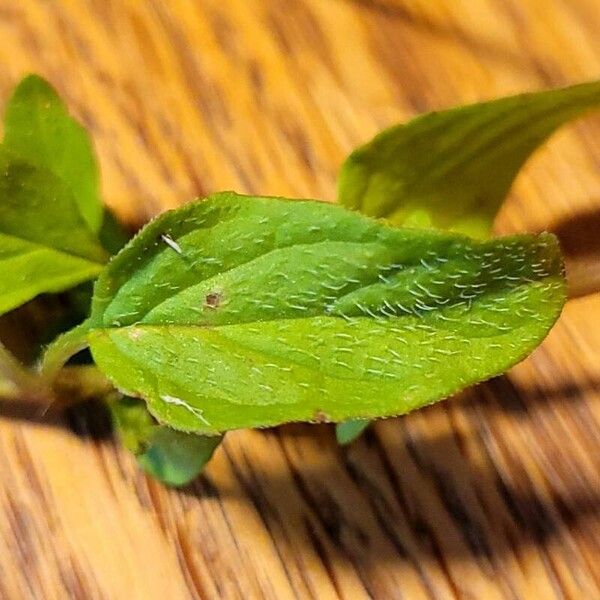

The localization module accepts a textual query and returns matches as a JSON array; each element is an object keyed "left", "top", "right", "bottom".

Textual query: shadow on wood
[{"left": 172, "top": 382, "right": 600, "bottom": 569}]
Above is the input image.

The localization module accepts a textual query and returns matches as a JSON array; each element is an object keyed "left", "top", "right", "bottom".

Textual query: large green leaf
[
  {"left": 338, "top": 81, "right": 600, "bottom": 238},
  {"left": 3, "top": 75, "right": 103, "bottom": 232},
  {"left": 0, "top": 152, "right": 107, "bottom": 315},
  {"left": 111, "top": 397, "right": 222, "bottom": 486},
  {"left": 78, "top": 193, "right": 565, "bottom": 434}
]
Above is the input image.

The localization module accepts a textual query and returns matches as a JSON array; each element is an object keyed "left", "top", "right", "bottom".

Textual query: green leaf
[
  {"left": 338, "top": 80, "right": 600, "bottom": 238},
  {"left": 335, "top": 82, "right": 600, "bottom": 444},
  {"left": 83, "top": 193, "right": 565, "bottom": 434},
  {"left": 0, "top": 152, "right": 107, "bottom": 316},
  {"left": 137, "top": 428, "right": 222, "bottom": 486},
  {"left": 111, "top": 397, "right": 222, "bottom": 486},
  {"left": 336, "top": 419, "right": 369, "bottom": 445},
  {"left": 111, "top": 396, "right": 155, "bottom": 454},
  {"left": 3, "top": 75, "right": 103, "bottom": 232}
]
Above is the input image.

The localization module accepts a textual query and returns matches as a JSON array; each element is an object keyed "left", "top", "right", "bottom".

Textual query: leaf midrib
[
  {"left": 115, "top": 242, "right": 553, "bottom": 329},
  {"left": 94, "top": 301, "right": 543, "bottom": 338}
]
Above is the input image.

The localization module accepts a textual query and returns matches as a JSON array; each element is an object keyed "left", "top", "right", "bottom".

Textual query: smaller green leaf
[
  {"left": 0, "top": 152, "right": 107, "bottom": 316},
  {"left": 137, "top": 428, "right": 222, "bottom": 487},
  {"left": 111, "top": 397, "right": 222, "bottom": 486},
  {"left": 338, "top": 80, "right": 600, "bottom": 238},
  {"left": 110, "top": 396, "right": 156, "bottom": 454},
  {"left": 336, "top": 419, "right": 369, "bottom": 445},
  {"left": 3, "top": 75, "right": 103, "bottom": 232},
  {"left": 336, "top": 81, "right": 600, "bottom": 442}
]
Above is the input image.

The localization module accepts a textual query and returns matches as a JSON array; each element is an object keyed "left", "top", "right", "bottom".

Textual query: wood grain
[{"left": 1, "top": 1, "right": 600, "bottom": 598}]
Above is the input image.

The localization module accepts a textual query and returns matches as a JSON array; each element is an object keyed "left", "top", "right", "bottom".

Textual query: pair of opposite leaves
[
  {"left": 2, "top": 76, "right": 600, "bottom": 483},
  {"left": 0, "top": 76, "right": 127, "bottom": 315}
]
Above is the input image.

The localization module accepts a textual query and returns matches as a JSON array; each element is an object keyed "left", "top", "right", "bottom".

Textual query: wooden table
[{"left": 1, "top": 1, "right": 600, "bottom": 598}]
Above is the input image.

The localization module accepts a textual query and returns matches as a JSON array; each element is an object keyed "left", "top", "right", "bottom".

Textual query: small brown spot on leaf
[{"left": 205, "top": 292, "right": 222, "bottom": 310}]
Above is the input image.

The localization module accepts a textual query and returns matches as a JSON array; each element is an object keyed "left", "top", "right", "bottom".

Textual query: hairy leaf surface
[
  {"left": 0, "top": 153, "right": 107, "bottom": 315},
  {"left": 87, "top": 193, "right": 565, "bottom": 434},
  {"left": 335, "top": 82, "right": 600, "bottom": 443},
  {"left": 3, "top": 75, "right": 103, "bottom": 231},
  {"left": 338, "top": 81, "right": 600, "bottom": 238}
]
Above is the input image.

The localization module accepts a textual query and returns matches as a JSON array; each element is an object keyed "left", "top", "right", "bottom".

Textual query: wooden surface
[{"left": 1, "top": 1, "right": 600, "bottom": 598}]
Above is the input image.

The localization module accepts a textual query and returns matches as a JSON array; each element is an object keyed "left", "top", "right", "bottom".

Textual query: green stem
[
  {"left": 0, "top": 341, "right": 51, "bottom": 404},
  {"left": 39, "top": 319, "right": 92, "bottom": 381},
  {"left": 1, "top": 319, "right": 112, "bottom": 411}
]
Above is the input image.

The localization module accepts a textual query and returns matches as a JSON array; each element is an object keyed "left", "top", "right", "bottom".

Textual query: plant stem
[
  {"left": 0, "top": 341, "right": 51, "bottom": 404},
  {"left": 1, "top": 334, "right": 113, "bottom": 413}
]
